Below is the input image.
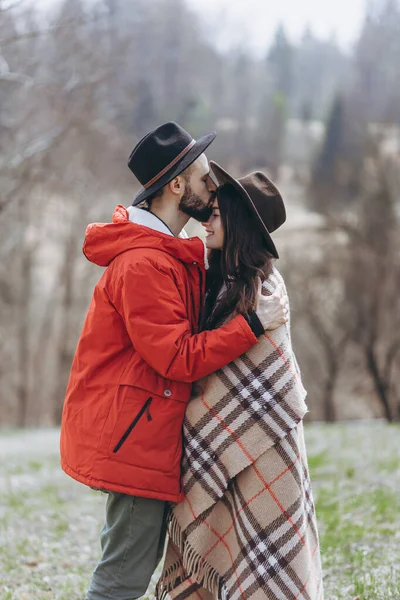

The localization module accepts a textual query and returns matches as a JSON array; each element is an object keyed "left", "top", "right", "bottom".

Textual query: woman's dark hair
[{"left": 202, "top": 183, "right": 274, "bottom": 330}]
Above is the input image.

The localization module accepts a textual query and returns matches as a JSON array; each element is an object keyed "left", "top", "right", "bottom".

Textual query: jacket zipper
[{"left": 113, "top": 396, "right": 153, "bottom": 453}]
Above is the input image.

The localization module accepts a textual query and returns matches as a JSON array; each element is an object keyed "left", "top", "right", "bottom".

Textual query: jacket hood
[{"left": 83, "top": 205, "right": 206, "bottom": 268}]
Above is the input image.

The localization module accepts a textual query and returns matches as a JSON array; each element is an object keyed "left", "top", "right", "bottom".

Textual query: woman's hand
[{"left": 255, "top": 279, "right": 289, "bottom": 331}]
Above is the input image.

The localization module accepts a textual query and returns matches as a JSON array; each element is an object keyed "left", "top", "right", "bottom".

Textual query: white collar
[{"left": 127, "top": 206, "right": 188, "bottom": 239}]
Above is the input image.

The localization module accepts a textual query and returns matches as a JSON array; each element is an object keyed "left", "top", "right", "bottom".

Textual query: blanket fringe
[
  {"left": 156, "top": 513, "right": 223, "bottom": 599},
  {"left": 155, "top": 555, "right": 184, "bottom": 600}
]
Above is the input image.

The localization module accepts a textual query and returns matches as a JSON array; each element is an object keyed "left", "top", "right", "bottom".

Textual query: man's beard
[{"left": 179, "top": 184, "right": 215, "bottom": 222}]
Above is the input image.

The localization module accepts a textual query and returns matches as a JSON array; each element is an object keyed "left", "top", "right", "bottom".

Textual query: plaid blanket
[{"left": 156, "top": 268, "right": 324, "bottom": 600}]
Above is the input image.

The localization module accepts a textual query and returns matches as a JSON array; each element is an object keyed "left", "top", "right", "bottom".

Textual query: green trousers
[{"left": 86, "top": 492, "right": 169, "bottom": 600}]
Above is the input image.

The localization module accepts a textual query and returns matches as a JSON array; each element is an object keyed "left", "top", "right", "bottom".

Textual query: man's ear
[{"left": 169, "top": 175, "right": 185, "bottom": 196}]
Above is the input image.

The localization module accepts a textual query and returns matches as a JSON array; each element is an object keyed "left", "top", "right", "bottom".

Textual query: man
[{"left": 60, "top": 121, "right": 288, "bottom": 600}]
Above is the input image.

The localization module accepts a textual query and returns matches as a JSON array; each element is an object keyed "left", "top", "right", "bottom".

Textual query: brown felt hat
[{"left": 210, "top": 161, "right": 286, "bottom": 259}]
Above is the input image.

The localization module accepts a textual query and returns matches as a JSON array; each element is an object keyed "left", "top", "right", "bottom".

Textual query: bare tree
[
  {"left": 1, "top": 0, "right": 400, "bottom": 427},
  {"left": 285, "top": 240, "right": 350, "bottom": 422},
  {"left": 342, "top": 161, "right": 400, "bottom": 421}
]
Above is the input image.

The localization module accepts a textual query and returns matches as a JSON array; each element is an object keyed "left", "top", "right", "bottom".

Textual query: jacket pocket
[
  {"left": 105, "top": 384, "right": 187, "bottom": 474},
  {"left": 113, "top": 396, "right": 153, "bottom": 453}
]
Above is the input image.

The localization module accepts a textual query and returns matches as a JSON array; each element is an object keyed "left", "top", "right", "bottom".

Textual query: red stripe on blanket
[
  {"left": 199, "top": 390, "right": 317, "bottom": 595},
  {"left": 202, "top": 452, "right": 301, "bottom": 563}
]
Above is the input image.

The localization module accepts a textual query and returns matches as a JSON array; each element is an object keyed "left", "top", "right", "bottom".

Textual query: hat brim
[
  {"left": 132, "top": 131, "right": 216, "bottom": 206},
  {"left": 210, "top": 161, "right": 280, "bottom": 259}
]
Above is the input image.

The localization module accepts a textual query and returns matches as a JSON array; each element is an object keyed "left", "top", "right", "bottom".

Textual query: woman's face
[{"left": 202, "top": 198, "right": 224, "bottom": 250}]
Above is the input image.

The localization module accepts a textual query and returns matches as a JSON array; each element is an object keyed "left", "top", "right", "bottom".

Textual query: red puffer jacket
[{"left": 60, "top": 205, "right": 258, "bottom": 502}]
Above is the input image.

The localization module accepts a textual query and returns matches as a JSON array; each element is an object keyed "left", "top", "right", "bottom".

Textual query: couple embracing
[{"left": 60, "top": 122, "right": 324, "bottom": 600}]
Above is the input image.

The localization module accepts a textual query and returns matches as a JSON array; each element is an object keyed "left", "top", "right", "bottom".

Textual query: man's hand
[{"left": 255, "top": 279, "right": 288, "bottom": 331}]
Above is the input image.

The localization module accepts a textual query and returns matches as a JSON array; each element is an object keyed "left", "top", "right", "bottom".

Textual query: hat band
[{"left": 143, "top": 139, "right": 196, "bottom": 189}]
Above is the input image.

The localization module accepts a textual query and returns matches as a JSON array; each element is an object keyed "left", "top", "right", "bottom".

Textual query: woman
[{"left": 156, "top": 162, "right": 324, "bottom": 600}]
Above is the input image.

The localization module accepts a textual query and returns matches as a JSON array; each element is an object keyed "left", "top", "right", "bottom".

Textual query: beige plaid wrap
[{"left": 156, "top": 268, "right": 324, "bottom": 600}]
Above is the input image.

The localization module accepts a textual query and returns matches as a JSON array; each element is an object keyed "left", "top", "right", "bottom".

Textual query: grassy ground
[{"left": 0, "top": 422, "right": 399, "bottom": 600}]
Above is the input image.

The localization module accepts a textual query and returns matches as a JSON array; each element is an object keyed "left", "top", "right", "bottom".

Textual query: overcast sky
[
  {"left": 186, "top": 0, "right": 367, "bottom": 54},
  {"left": 33, "top": 0, "right": 368, "bottom": 54}
]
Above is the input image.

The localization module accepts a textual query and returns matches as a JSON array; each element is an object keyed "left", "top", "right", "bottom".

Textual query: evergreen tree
[{"left": 309, "top": 94, "right": 349, "bottom": 213}]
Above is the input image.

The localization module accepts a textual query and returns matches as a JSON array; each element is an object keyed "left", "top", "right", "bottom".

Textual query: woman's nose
[{"left": 208, "top": 176, "right": 217, "bottom": 192}]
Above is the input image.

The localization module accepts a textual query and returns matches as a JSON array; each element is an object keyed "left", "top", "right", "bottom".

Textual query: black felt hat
[
  {"left": 210, "top": 161, "right": 286, "bottom": 259},
  {"left": 129, "top": 121, "right": 216, "bottom": 206}
]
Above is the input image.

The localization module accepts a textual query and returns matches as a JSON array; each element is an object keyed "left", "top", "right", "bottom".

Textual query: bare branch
[
  {"left": 1, "top": 17, "right": 82, "bottom": 47},
  {"left": 1, "top": 125, "right": 67, "bottom": 171},
  {"left": 0, "top": 194, "right": 14, "bottom": 214},
  {"left": 325, "top": 214, "right": 370, "bottom": 246},
  {"left": 1, "top": 14, "right": 106, "bottom": 48},
  {"left": 0, "top": 125, "right": 71, "bottom": 214},
  {"left": 0, "top": 71, "right": 32, "bottom": 85},
  {"left": 0, "top": 0, "right": 25, "bottom": 13},
  {"left": 1, "top": 29, "right": 52, "bottom": 47}
]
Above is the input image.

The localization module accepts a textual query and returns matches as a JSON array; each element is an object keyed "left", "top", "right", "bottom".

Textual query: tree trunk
[
  {"left": 31, "top": 271, "right": 63, "bottom": 413},
  {"left": 323, "top": 365, "right": 337, "bottom": 423},
  {"left": 52, "top": 225, "right": 77, "bottom": 424},
  {"left": 366, "top": 346, "right": 393, "bottom": 422},
  {"left": 16, "top": 198, "right": 31, "bottom": 427}
]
